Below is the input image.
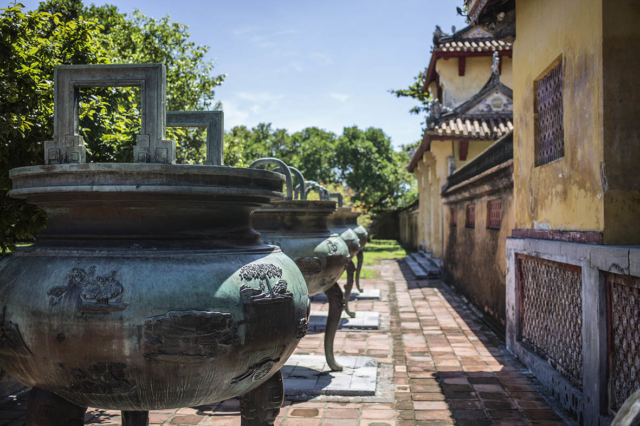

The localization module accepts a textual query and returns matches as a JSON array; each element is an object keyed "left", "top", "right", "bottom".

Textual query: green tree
[
  {"left": 334, "top": 126, "right": 412, "bottom": 211},
  {"left": 0, "top": 2, "right": 109, "bottom": 253},
  {"left": 0, "top": 1, "right": 227, "bottom": 253},
  {"left": 286, "top": 127, "right": 338, "bottom": 183},
  {"left": 389, "top": 70, "right": 432, "bottom": 128},
  {"left": 39, "top": 0, "right": 226, "bottom": 164}
]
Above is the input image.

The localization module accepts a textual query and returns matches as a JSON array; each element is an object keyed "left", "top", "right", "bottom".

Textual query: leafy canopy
[
  {"left": 225, "top": 123, "right": 413, "bottom": 213},
  {"left": 0, "top": 1, "right": 225, "bottom": 253}
]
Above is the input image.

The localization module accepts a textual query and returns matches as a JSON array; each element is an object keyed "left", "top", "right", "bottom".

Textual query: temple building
[
  {"left": 401, "top": 25, "right": 515, "bottom": 331},
  {"left": 467, "top": 0, "right": 640, "bottom": 422}
]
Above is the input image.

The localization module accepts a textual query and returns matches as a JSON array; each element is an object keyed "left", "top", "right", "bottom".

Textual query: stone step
[
  {"left": 310, "top": 288, "right": 380, "bottom": 303},
  {"left": 282, "top": 355, "right": 377, "bottom": 396},
  {"left": 404, "top": 256, "right": 428, "bottom": 279},
  {"left": 308, "top": 311, "right": 380, "bottom": 331},
  {"left": 411, "top": 252, "right": 441, "bottom": 277}
]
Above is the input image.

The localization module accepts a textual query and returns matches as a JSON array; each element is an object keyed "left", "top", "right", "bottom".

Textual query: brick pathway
[{"left": 0, "top": 260, "right": 568, "bottom": 425}]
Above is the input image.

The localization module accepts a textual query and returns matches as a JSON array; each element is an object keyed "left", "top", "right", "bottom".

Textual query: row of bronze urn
[{"left": 0, "top": 64, "right": 370, "bottom": 426}]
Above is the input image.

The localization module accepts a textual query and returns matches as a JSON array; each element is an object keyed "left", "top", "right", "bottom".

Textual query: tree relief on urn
[
  {"left": 47, "top": 266, "right": 128, "bottom": 313},
  {"left": 238, "top": 263, "right": 293, "bottom": 305}
]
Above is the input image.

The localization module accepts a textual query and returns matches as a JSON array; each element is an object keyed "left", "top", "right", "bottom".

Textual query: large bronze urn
[
  {"left": 328, "top": 207, "right": 365, "bottom": 318},
  {"left": 250, "top": 160, "right": 350, "bottom": 371},
  {"left": 0, "top": 64, "right": 308, "bottom": 426},
  {"left": 342, "top": 209, "right": 369, "bottom": 292}
]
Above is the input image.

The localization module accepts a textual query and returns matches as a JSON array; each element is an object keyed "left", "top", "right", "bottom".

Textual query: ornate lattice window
[
  {"left": 607, "top": 273, "right": 640, "bottom": 413},
  {"left": 517, "top": 255, "right": 583, "bottom": 389},
  {"left": 535, "top": 59, "right": 564, "bottom": 166},
  {"left": 451, "top": 208, "right": 457, "bottom": 227},
  {"left": 488, "top": 199, "right": 502, "bottom": 229},
  {"left": 466, "top": 204, "right": 475, "bottom": 228}
]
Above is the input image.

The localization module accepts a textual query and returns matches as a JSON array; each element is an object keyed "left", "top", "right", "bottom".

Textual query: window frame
[
  {"left": 534, "top": 56, "right": 564, "bottom": 167},
  {"left": 465, "top": 204, "right": 476, "bottom": 228},
  {"left": 487, "top": 198, "right": 502, "bottom": 230}
]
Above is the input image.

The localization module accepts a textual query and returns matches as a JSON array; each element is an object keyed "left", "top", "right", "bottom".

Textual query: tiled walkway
[{"left": 0, "top": 260, "right": 568, "bottom": 425}]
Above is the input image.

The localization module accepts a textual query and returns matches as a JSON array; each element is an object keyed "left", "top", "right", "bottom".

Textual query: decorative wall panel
[
  {"left": 608, "top": 273, "right": 640, "bottom": 412},
  {"left": 535, "top": 60, "right": 564, "bottom": 166},
  {"left": 517, "top": 255, "right": 582, "bottom": 389}
]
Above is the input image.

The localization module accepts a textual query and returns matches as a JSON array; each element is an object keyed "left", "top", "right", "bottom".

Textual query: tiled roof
[
  {"left": 432, "top": 115, "right": 513, "bottom": 139},
  {"left": 408, "top": 70, "right": 514, "bottom": 172},
  {"left": 424, "top": 25, "right": 512, "bottom": 90},
  {"left": 435, "top": 39, "right": 511, "bottom": 53}
]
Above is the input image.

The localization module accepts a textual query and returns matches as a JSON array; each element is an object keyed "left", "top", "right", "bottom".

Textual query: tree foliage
[
  {"left": 0, "top": 2, "right": 109, "bottom": 253},
  {"left": 0, "top": 1, "right": 225, "bottom": 253},
  {"left": 225, "top": 124, "right": 413, "bottom": 212},
  {"left": 38, "top": 0, "right": 226, "bottom": 164},
  {"left": 389, "top": 70, "right": 432, "bottom": 128}
]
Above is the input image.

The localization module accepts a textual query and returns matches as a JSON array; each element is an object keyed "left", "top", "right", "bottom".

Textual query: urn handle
[
  {"left": 44, "top": 63, "right": 175, "bottom": 165},
  {"left": 249, "top": 158, "right": 294, "bottom": 200},
  {"left": 166, "top": 111, "right": 224, "bottom": 165},
  {"left": 329, "top": 193, "right": 343, "bottom": 207},
  {"left": 289, "top": 167, "right": 306, "bottom": 200},
  {"left": 304, "top": 181, "right": 330, "bottom": 200}
]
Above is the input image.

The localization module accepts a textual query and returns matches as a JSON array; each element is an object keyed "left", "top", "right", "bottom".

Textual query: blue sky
[{"left": 22, "top": 0, "right": 466, "bottom": 148}]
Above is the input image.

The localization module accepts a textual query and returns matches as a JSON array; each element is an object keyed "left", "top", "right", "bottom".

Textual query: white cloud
[
  {"left": 329, "top": 93, "right": 350, "bottom": 103},
  {"left": 222, "top": 100, "right": 249, "bottom": 128},
  {"left": 237, "top": 92, "right": 284, "bottom": 104},
  {"left": 233, "top": 26, "right": 255, "bottom": 36},
  {"left": 310, "top": 52, "right": 333, "bottom": 66},
  {"left": 287, "top": 61, "right": 303, "bottom": 73}
]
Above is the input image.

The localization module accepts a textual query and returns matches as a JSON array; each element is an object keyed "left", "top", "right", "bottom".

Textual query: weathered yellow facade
[
  {"left": 408, "top": 25, "right": 514, "bottom": 258},
  {"left": 433, "top": 56, "right": 513, "bottom": 109},
  {"left": 513, "top": 0, "right": 640, "bottom": 244}
]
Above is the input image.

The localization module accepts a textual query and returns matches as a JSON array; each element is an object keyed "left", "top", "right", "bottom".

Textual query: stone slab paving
[
  {"left": 308, "top": 311, "right": 381, "bottom": 331},
  {"left": 310, "top": 289, "right": 381, "bottom": 303},
  {"left": 0, "top": 261, "right": 570, "bottom": 426},
  {"left": 282, "top": 355, "right": 377, "bottom": 396}
]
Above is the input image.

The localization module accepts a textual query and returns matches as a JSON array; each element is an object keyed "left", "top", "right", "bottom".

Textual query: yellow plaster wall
[
  {"left": 513, "top": 0, "right": 604, "bottom": 234},
  {"left": 435, "top": 56, "right": 513, "bottom": 108},
  {"left": 416, "top": 139, "right": 500, "bottom": 258}
]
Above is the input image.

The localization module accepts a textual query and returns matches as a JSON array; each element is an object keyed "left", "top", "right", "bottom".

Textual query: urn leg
[
  {"left": 25, "top": 387, "right": 87, "bottom": 426},
  {"left": 355, "top": 250, "right": 364, "bottom": 292},
  {"left": 343, "top": 261, "right": 357, "bottom": 318},
  {"left": 122, "top": 411, "right": 149, "bottom": 425},
  {"left": 324, "top": 283, "right": 345, "bottom": 371},
  {"left": 240, "top": 370, "right": 284, "bottom": 426}
]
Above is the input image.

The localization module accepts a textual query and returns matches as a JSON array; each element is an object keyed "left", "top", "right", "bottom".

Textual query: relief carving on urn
[
  {"left": 47, "top": 266, "right": 128, "bottom": 313},
  {"left": 143, "top": 311, "right": 239, "bottom": 362},
  {"left": 239, "top": 263, "right": 293, "bottom": 305}
]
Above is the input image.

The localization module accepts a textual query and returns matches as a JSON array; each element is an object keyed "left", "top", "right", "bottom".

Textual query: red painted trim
[
  {"left": 459, "top": 140, "right": 469, "bottom": 161},
  {"left": 511, "top": 229, "right": 603, "bottom": 245},
  {"left": 458, "top": 57, "right": 466, "bottom": 76}
]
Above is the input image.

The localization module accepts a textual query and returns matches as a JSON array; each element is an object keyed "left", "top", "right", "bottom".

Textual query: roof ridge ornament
[
  {"left": 433, "top": 25, "right": 446, "bottom": 45},
  {"left": 492, "top": 51, "right": 500, "bottom": 76}
]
